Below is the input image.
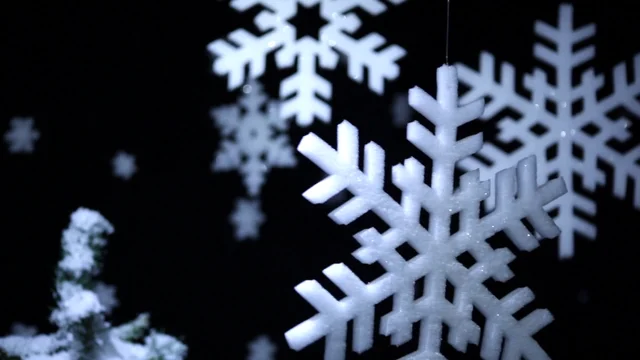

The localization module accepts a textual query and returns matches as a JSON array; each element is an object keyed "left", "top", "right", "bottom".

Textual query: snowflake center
[{"left": 288, "top": 2, "right": 328, "bottom": 41}]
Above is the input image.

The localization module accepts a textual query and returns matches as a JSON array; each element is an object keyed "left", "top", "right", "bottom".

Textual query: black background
[{"left": 1, "top": 0, "right": 638, "bottom": 359}]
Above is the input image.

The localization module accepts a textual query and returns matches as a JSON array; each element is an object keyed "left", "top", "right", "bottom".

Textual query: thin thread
[{"left": 445, "top": 0, "right": 450, "bottom": 64}]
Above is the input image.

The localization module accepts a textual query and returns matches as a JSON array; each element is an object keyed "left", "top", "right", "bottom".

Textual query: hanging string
[{"left": 445, "top": 0, "right": 451, "bottom": 64}]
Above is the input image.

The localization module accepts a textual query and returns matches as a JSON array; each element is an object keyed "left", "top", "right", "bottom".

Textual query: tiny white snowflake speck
[
  {"left": 456, "top": 4, "right": 640, "bottom": 258},
  {"left": 112, "top": 151, "right": 137, "bottom": 180},
  {"left": 230, "top": 197, "right": 266, "bottom": 241},
  {"left": 208, "top": 0, "right": 407, "bottom": 126},
  {"left": 4, "top": 117, "right": 40, "bottom": 154},
  {"left": 211, "top": 80, "right": 296, "bottom": 197}
]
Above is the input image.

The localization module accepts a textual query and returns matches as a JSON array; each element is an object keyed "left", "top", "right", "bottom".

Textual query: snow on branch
[{"left": 0, "top": 208, "right": 187, "bottom": 360}]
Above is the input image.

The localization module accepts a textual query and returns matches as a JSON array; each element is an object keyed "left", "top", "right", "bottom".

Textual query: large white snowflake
[
  {"left": 208, "top": 0, "right": 407, "bottom": 126},
  {"left": 455, "top": 4, "right": 640, "bottom": 258},
  {"left": 285, "top": 65, "right": 568, "bottom": 359},
  {"left": 4, "top": 117, "right": 40, "bottom": 154},
  {"left": 211, "top": 81, "right": 296, "bottom": 197}
]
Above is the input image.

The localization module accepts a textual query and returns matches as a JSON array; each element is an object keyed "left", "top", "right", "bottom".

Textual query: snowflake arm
[
  {"left": 277, "top": 38, "right": 337, "bottom": 125},
  {"left": 322, "top": 23, "right": 405, "bottom": 94},
  {"left": 207, "top": 16, "right": 294, "bottom": 90},
  {"left": 286, "top": 65, "right": 567, "bottom": 359}
]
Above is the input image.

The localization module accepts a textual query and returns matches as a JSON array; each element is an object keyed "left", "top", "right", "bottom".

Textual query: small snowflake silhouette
[
  {"left": 4, "top": 117, "right": 40, "bottom": 154},
  {"left": 112, "top": 151, "right": 137, "bottom": 180},
  {"left": 247, "top": 335, "right": 277, "bottom": 360},
  {"left": 211, "top": 80, "right": 296, "bottom": 197},
  {"left": 230, "top": 197, "right": 266, "bottom": 241}
]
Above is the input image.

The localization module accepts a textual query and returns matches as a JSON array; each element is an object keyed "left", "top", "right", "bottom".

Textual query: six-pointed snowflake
[
  {"left": 208, "top": 0, "right": 407, "bottom": 126},
  {"left": 112, "top": 151, "right": 137, "bottom": 180},
  {"left": 455, "top": 3, "right": 640, "bottom": 258},
  {"left": 285, "top": 65, "right": 568, "bottom": 359},
  {"left": 246, "top": 335, "right": 277, "bottom": 360},
  {"left": 230, "top": 197, "right": 266, "bottom": 241},
  {"left": 4, "top": 117, "right": 40, "bottom": 154},
  {"left": 211, "top": 81, "right": 296, "bottom": 197}
]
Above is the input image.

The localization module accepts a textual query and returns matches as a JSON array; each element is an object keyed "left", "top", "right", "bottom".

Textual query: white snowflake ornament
[
  {"left": 230, "top": 197, "right": 266, "bottom": 241},
  {"left": 4, "top": 117, "right": 40, "bottom": 154},
  {"left": 112, "top": 151, "right": 137, "bottom": 180},
  {"left": 456, "top": 3, "right": 640, "bottom": 258},
  {"left": 212, "top": 81, "right": 296, "bottom": 197},
  {"left": 247, "top": 335, "right": 277, "bottom": 360},
  {"left": 208, "top": 0, "right": 407, "bottom": 126},
  {"left": 285, "top": 65, "right": 568, "bottom": 359}
]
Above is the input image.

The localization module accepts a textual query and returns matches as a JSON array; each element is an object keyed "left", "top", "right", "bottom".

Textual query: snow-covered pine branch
[{"left": 0, "top": 208, "right": 187, "bottom": 360}]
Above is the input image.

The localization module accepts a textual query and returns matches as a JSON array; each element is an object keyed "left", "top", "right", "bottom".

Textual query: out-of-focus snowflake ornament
[
  {"left": 112, "top": 151, "right": 137, "bottom": 180},
  {"left": 246, "top": 335, "right": 277, "bottom": 360},
  {"left": 391, "top": 92, "right": 411, "bottom": 127},
  {"left": 208, "top": 0, "right": 407, "bottom": 126},
  {"left": 456, "top": 3, "right": 640, "bottom": 258},
  {"left": 211, "top": 80, "right": 296, "bottom": 197},
  {"left": 285, "top": 65, "right": 568, "bottom": 359},
  {"left": 230, "top": 197, "right": 266, "bottom": 241},
  {"left": 4, "top": 117, "right": 40, "bottom": 154}
]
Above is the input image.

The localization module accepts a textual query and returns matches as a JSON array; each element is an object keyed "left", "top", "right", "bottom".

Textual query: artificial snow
[
  {"left": 0, "top": 208, "right": 187, "bottom": 360},
  {"left": 285, "top": 65, "right": 568, "bottom": 359},
  {"left": 4, "top": 117, "right": 40, "bottom": 153},
  {"left": 50, "top": 282, "right": 105, "bottom": 327},
  {"left": 456, "top": 3, "right": 640, "bottom": 258},
  {"left": 94, "top": 282, "right": 119, "bottom": 314},
  {"left": 211, "top": 81, "right": 296, "bottom": 197},
  {"left": 208, "top": 0, "right": 407, "bottom": 126}
]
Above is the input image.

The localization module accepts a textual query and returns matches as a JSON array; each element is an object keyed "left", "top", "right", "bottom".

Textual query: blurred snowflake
[
  {"left": 4, "top": 117, "right": 40, "bottom": 154},
  {"left": 112, "top": 151, "right": 137, "bottom": 180}
]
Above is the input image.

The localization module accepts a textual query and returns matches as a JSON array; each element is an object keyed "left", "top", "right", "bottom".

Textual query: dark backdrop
[{"left": 1, "top": 0, "right": 638, "bottom": 359}]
